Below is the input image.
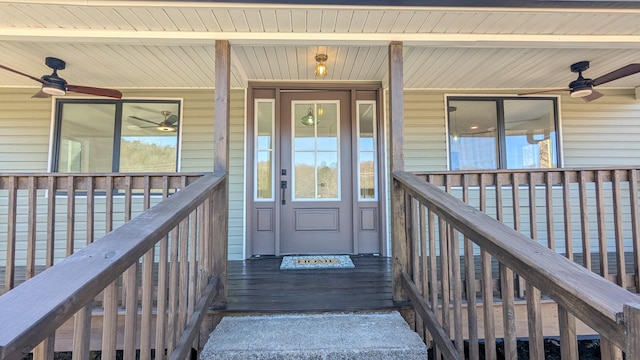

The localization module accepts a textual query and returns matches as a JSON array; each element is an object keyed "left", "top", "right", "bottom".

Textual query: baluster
[
  {"left": 462, "top": 174, "right": 479, "bottom": 360},
  {"left": 500, "top": 264, "right": 517, "bottom": 359},
  {"left": 562, "top": 171, "right": 574, "bottom": 261},
  {"left": 26, "top": 176, "right": 37, "bottom": 280},
  {"left": 71, "top": 304, "right": 92, "bottom": 360},
  {"left": 578, "top": 171, "right": 592, "bottom": 270},
  {"left": 479, "top": 173, "right": 496, "bottom": 360},
  {"left": 66, "top": 175, "right": 75, "bottom": 256},
  {"left": 595, "top": 170, "right": 609, "bottom": 279},
  {"left": 612, "top": 170, "right": 626, "bottom": 288},
  {"left": 46, "top": 176, "right": 56, "bottom": 268},
  {"left": 5, "top": 176, "right": 17, "bottom": 290},
  {"left": 156, "top": 176, "right": 170, "bottom": 358},
  {"left": 526, "top": 283, "right": 544, "bottom": 360},
  {"left": 629, "top": 170, "right": 640, "bottom": 292},
  {"left": 558, "top": 305, "right": 578, "bottom": 360},
  {"left": 545, "top": 171, "right": 555, "bottom": 251}
]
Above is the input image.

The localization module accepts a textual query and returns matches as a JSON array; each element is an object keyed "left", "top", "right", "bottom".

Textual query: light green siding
[
  {"left": 0, "top": 89, "right": 52, "bottom": 172},
  {"left": 403, "top": 91, "right": 448, "bottom": 171},
  {"left": 561, "top": 89, "right": 640, "bottom": 167}
]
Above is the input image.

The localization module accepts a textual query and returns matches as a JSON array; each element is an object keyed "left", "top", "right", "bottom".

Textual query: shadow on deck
[{"left": 222, "top": 255, "right": 396, "bottom": 313}]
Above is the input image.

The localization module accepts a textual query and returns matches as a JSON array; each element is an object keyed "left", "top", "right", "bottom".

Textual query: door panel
[{"left": 279, "top": 91, "right": 353, "bottom": 254}]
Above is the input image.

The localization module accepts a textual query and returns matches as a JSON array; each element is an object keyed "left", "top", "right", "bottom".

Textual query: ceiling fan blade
[
  {"left": 31, "top": 89, "right": 50, "bottom": 98},
  {"left": 581, "top": 89, "right": 604, "bottom": 103},
  {"left": 591, "top": 64, "right": 640, "bottom": 86},
  {"left": 166, "top": 114, "right": 179, "bottom": 125},
  {"left": 518, "top": 88, "right": 570, "bottom": 96},
  {"left": 0, "top": 63, "right": 47, "bottom": 84},
  {"left": 129, "top": 116, "right": 160, "bottom": 126},
  {"left": 67, "top": 84, "right": 122, "bottom": 99}
]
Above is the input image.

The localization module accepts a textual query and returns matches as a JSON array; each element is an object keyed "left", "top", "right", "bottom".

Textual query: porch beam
[
  {"left": 389, "top": 41, "right": 408, "bottom": 304},
  {"left": 2, "top": 29, "right": 640, "bottom": 49},
  {"left": 213, "top": 39, "right": 230, "bottom": 304}
]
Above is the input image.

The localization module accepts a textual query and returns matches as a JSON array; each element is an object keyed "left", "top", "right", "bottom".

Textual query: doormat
[{"left": 280, "top": 255, "right": 355, "bottom": 270}]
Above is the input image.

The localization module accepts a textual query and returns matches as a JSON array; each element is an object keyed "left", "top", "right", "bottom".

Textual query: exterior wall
[
  {"left": 0, "top": 89, "right": 52, "bottom": 172},
  {"left": 402, "top": 89, "right": 640, "bottom": 172},
  {"left": 561, "top": 89, "right": 640, "bottom": 167},
  {"left": 0, "top": 88, "right": 246, "bottom": 261}
]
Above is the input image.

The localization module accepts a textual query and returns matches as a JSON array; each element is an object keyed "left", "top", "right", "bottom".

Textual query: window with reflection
[
  {"left": 358, "top": 101, "right": 377, "bottom": 200},
  {"left": 255, "top": 100, "right": 274, "bottom": 200},
  {"left": 292, "top": 101, "right": 340, "bottom": 200},
  {"left": 447, "top": 97, "right": 559, "bottom": 170},
  {"left": 53, "top": 99, "right": 180, "bottom": 173}
]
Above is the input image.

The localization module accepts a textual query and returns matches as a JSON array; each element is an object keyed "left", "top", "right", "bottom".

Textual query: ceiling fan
[
  {"left": 0, "top": 57, "right": 122, "bottom": 99},
  {"left": 128, "top": 111, "right": 179, "bottom": 132},
  {"left": 520, "top": 61, "right": 640, "bottom": 102}
]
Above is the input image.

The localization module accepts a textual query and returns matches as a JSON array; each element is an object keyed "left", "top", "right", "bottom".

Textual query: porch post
[
  {"left": 389, "top": 41, "right": 408, "bottom": 303},
  {"left": 213, "top": 39, "right": 230, "bottom": 304}
]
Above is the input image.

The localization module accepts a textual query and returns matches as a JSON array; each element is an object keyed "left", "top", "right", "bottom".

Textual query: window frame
[
  {"left": 51, "top": 98, "right": 182, "bottom": 173},
  {"left": 445, "top": 95, "right": 561, "bottom": 170}
]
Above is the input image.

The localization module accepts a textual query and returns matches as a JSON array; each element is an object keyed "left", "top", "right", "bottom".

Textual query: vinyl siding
[
  {"left": 561, "top": 89, "right": 640, "bottom": 167},
  {"left": 0, "top": 89, "right": 52, "bottom": 172}
]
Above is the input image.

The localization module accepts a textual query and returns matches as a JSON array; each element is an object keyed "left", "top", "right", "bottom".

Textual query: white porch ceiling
[{"left": 1, "top": 1, "right": 639, "bottom": 92}]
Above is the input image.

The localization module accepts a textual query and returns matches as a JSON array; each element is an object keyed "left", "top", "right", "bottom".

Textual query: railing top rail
[
  {"left": 0, "top": 171, "right": 226, "bottom": 359},
  {"left": 393, "top": 170, "right": 640, "bottom": 348},
  {"left": 411, "top": 166, "right": 640, "bottom": 176},
  {"left": 0, "top": 172, "right": 207, "bottom": 191},
  {"left": 411, "top": 167, "right": 639, "bottom": 186}
]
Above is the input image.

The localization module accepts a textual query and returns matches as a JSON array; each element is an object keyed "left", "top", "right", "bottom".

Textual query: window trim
[
  {"left": 445, "top": 95, "right": 561, "bottom": 170},
  {"left": 51, "top": 98, "right": 183, "bottom": 173}
]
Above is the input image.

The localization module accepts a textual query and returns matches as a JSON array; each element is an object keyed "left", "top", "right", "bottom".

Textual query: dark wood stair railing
[
  {"left": 0, "top": 171, "right": 227, "bottom": 360},
  {"left": 392, "top": 170, "right": 640, "bottom": 360}
]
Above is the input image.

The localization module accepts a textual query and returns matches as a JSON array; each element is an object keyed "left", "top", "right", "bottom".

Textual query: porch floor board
[{"left": 222, "top": 255, "right": 396, "bottom": 313}]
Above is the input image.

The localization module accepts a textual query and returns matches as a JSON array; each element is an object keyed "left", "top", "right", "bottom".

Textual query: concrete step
[{"left": 200, "top": 311, "right": 428, "bottom": 360}]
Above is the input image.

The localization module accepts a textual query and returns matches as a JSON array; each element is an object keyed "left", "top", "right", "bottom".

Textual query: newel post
[
  {"left": 389, "top": 41, "right": 408, "bottom": 303},
  {"left": 213, "top": 39, "right": 230, "bottom": 305},
  {"left": 624, "top": 303, "right": 640, "bottom": 359}
]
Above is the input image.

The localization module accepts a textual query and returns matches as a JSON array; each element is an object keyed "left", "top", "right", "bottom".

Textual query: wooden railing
[
  {"left": 392, "top": 170, "right": 640, "bottom": 360},
  {"left": 416, "top": 168, "right": 640, "bottom": 292},
  {"left": 0, "top": 171, "right": 227, "bottom": 360},
  {"left": 0, "top": 173, "right": 205, "bottom": 294}
]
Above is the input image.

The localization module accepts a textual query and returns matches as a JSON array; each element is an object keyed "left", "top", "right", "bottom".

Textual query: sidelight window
[
  {"left": 255, "top": 99, "right": 275, "bottom": 201},
  {"left": 357, "top": 101, "right": 378, "bottom": 200}
]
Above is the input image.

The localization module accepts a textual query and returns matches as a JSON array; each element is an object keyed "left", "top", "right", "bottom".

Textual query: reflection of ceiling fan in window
[{"left": 128, "top": 111, "right": 179, "bottom": 132}]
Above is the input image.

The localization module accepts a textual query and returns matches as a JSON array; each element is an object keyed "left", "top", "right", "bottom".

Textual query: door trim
[{"left": 246, "top": 81, "right": 386, "bottom": 258}]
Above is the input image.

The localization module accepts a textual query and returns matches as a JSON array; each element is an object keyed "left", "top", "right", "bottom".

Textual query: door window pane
[
  {"left": 358, "top": 102, "right": 377, "bottom": 200},
  {"left": 292, "top": 101, "right": 340, "bottom": 200},
  {"left": 255, "top": 100, "right": 275, "bottom": 200},
  {"left": 448, "top": 101, "right": 498, "bottom": 170}
]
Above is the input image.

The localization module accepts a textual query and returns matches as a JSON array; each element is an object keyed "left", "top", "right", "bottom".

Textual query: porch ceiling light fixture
[
  {"left": 315, "top": 53, "right": 328, "bottom": 77},
  {"left": 301, "top": 107, "right": 315, "bottom": 126}
]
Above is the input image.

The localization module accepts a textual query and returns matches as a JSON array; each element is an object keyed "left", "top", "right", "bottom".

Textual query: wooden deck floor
[{"left": 222, "top": 255, "right": 396, "bottom": 313}]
